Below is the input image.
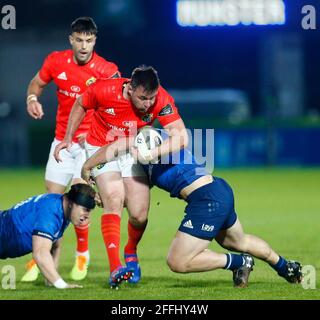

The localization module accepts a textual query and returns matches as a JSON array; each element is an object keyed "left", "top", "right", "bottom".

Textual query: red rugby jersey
[
  {"left": 81, "top": 78, "right": 181, "bottom": 146},
  {"left": 39, "top": 49, "right": 119, "bottom": 142}
]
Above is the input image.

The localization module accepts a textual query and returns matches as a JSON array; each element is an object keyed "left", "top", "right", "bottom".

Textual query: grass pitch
[{"left": 0, "top": 168, "right": 319, "bottom": 300}]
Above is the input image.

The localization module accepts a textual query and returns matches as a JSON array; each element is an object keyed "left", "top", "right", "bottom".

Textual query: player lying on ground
[
  {"left": 0, "top": 184, "right": 98, "bottom": 289},
  {"left": 24, "top": 17, "right": 120, "bottom": 282},
  {"left": 81, "top": 128, "right": 303, "bottom": 287},
  {"left": 54, "top": 66, "right": 188, "bottom": 288}
]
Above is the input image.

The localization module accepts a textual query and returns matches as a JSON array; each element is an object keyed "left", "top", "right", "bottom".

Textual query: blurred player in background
[
  {"left": 54, "top": 66, "right": 188, "bottom": 288},
  {"left": 24, "top": 17, "right": 120, "bottom": 282},
  {"left": 0, "top": 184, "right": 96, "bottom": 289},
  {"left": 81, "top": 128, "right": 303, "bottom": 287}
]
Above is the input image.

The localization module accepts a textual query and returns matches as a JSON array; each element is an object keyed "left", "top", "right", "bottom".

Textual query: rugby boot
[
  {"left": 70, "top": 255, "right": 89, "bottom": 281},
  {"left": 109, "top": 265, "right": 134, "bottom": 289},
  {"left": 21, "top": 259, "right": 39, "bottom": 282},
  {"left": 125, "top": 253, "right": 141, "bottom": 284},
  {"left": 279, "top": 261, "right": 303, "bottom": 284},
  {"left": 233, "top": 254, "right": 255, "bottom": 288}
]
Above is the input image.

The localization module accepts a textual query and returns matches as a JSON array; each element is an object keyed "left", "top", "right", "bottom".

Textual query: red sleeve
[
  {"left": 156, "top": 89, "right": 181, "bottom": 127},
  {"left": 81, "top": 82, "right": 99, "bottom": 110},
  {"left": 38, "top": 52, "right": 57, "bottom": 83},
  {"left": 102, "top": 62, "right": 121, "bottom": 79}
]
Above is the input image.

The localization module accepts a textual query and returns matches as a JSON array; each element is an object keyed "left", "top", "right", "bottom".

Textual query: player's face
[
  {"left": 129, "top": 85, "right": 158, "bottom": 113},
  {"left": 69, "top": 32, "right": 96, "bottom": 65},
  {"left": 70, "top": 204, "right": 91, "bottom": 226}
]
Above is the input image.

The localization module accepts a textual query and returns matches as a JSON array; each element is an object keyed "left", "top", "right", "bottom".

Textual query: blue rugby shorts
[{"left": 178, "top": 177, "right": 237, "bottom": 241}]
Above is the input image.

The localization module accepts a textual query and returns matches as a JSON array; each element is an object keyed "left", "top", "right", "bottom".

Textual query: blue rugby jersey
[
  {"left": 0, "top": 194, "right": 69, "bottom": 259},
  {"left": 144, "top": 149, "right": 209, "bottom": 198}
]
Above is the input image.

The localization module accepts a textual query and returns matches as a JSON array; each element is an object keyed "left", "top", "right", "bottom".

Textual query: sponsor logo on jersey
[
  {"left": 58, "top": 89, "right": 81, "bottom": 99},
  {"left": 57, "top": 71, "right": 67, "bottom": 80},
  {"left": 106, "top": 123, "right": 126, "bottom": 132},
  {"left": 201, "top": 224, "right": 215, "bottom": 232},
  {"left": 70, "top": 85, "right": 81, "bottom": 93},
  {"left": 105, "top": 108, "right": 116, "bottom": 116},
  {"left": 159, "top": 104, "right": 173, "bottom": 116},
  {"left": 123, "top": 121, "right": 135, "bottom": 127},
  {"left": 183, "top": 220, "right": 193, "bottom": 229},
  {"left": 141, "top": 113, "right": 153, "bottom": 122},
  {"left": 96, "top": 163, "right": 106, "bottom": 170},
  {"left": 33, "top": 230, "right": 53, "bottom": 240},
  {"left": 86, "top": 76, "right": 97, "bottom": 86}
]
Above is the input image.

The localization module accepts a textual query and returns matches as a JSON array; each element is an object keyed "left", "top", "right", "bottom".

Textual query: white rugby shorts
[
  {"left": 85, "top": 142, "right": 145, "bottom": 178},
  {"left": 45, "top": 138, "right": 86, "bottom": 186}
]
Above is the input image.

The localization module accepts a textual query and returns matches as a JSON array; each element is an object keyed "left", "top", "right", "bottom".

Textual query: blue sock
[
  {"left": 224, "top": 253, "right": 245, "bottom": 271},
  {"left": 269, "top": 256, "right": 288, "bottom": 276}
]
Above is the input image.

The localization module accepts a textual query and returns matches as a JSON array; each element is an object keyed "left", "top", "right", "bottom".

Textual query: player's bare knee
[
  {"left": 166, "top": 254, "right": 187, "bottom": 273},
  {"left": 128, "top": 204, "right": 149, "bottom": 225},
  {"left": 129, "top": 215, "right": 147, "bottom": 226}
]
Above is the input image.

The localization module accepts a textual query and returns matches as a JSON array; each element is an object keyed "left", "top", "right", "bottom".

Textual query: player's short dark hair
[
  {"left": 66, "top": 184, "right": 96, "bottom": 210},
  {"left": 71, "top": 17, "right": 98, "bottom": 35},
  {"left": 131, "top": 65, "right": 160, "bottom": 93}
]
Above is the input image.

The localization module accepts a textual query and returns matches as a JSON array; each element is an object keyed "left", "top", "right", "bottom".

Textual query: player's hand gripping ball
[{"left": 134, "top": 126, "right": 163, "bottom": 164}]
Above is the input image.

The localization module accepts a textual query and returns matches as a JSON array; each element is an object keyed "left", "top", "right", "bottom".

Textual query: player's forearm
[
  {"left": 64, "top": 99, "right": 86, "bottom": 141},
  {"left": 83, "top": 146, "right": 108, "bottom": 170},
  {"left": 151, "top": 128, "right": 189, "bottom": 159},
  {"left": 27, "top": 73, "right": 48, "bottom": 100},
  {"left": 84, "top": 137, "right": 134, "bottom": 170},
  {"left": 33, "top": 249, "right": 63, "bottom": 285},
  {"left": 51, "top": 242, "right": 61, "bottom": 269},
  {"left": 27, "top": 79, "right": 44, "bottom": 98}
]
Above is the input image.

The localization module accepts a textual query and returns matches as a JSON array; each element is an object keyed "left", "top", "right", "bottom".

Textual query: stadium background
[{"left": 0, "top": 0, "right": 319, "bottom": 300}]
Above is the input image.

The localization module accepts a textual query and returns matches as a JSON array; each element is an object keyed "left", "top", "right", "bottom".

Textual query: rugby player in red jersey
[
  {"left": 24, "top": 17, "right": 120, "bottom": 283},
  {"left": 54, "top": 66, "right": 189, "bottom": 288}
]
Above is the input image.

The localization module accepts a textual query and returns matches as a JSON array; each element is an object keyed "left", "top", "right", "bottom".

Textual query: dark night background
[{"left": 0, "top": 0, "right": 320, "bottom": 166}]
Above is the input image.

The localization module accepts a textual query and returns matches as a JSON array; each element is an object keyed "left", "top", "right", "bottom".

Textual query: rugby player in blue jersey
[
  {"left": 81, "top": 129, "right": 303, "bottom": 287},
  {"left": 0, "top": 184, "right": 97, "bottom": 289}
]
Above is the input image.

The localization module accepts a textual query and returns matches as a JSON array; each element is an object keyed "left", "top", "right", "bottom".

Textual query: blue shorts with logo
[{"left": 178, "top": 177, "right": 237, "bottom": 241}]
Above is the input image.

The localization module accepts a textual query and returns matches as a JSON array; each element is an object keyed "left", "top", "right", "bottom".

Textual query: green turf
[{"left": 0, "top": 168, "right": 319, "bottom": 300}]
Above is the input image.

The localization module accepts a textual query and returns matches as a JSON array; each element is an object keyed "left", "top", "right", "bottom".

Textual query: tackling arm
[
  {"left": 150, "top": 118, "right": 189, "bottom": 160},
  {"left": 81, "top": 137, "right": 135, "bottom": 182}
]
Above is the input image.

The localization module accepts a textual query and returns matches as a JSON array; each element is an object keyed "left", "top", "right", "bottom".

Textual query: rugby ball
[{"left": 134, "top": 127, "right": 163, "bottom": 161}]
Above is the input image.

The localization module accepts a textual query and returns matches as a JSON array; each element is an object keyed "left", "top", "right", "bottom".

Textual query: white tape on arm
[{"left": 27, "top": 94, "right": 38, "bottom": 104}]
